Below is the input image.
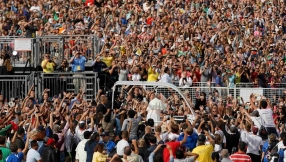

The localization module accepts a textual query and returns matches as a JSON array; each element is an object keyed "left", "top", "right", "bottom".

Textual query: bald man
[{"left": 221, "top": 149, "right": 232, "bottom": 162}]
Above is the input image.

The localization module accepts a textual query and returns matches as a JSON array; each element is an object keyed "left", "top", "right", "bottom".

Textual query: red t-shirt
[
  {"left": 195, "top": 71, "right": 201, "bottom": 82},
  {"left": 251, "top": 72, "right": 258, "bottom": 81},
  {"left": 163, "top": 141, "right": 180, "bottom": 162},
  {"left": 146, "top": 17, "right": 154, "bottom": 25}
]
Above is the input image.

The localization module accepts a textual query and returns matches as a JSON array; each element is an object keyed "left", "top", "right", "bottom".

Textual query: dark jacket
[
  {"left": 0, "top": 66, "right": 14, "bottom": 75},
  {"left": 92, "top": 61, "right": 107, "bottom": 73},
  {"left": 144, "top": 145, "right": 157, "bottom": 162},
  {"left": 41, "top": 145, "right": 58, "bottom": 162},
  {"left": 222, "top": 126, "right": 240, "bottom": 154},
  {"left": 25, "top": 24, "right": 38, "bottom": 38}
]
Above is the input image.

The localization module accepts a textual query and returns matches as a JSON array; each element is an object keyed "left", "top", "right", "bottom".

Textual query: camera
[{"left": 8, "top": 98, "right": 15, "bottom": 107}]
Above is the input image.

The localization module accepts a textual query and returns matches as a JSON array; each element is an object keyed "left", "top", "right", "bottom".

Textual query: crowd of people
[
  {"left": 0, "top": 0, "right": 285, "bottom": 88},
  {"left": 2, "top": 0, "right": 286, "bottom": 162},
  {"left": 0, "top": 80, "right": 286, "bottom": 162}
]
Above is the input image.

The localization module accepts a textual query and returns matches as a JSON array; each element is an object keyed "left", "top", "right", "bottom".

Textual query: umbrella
[{"left": 148, "top": 97, "right": 166, "bottom": 111}]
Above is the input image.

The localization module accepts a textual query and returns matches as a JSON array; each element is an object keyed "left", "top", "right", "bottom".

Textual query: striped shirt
[{"left": 229, "top": 152, "right": 252, "bottom": 162}]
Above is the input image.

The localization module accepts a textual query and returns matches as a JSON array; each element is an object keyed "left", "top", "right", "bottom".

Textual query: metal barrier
[
  {"left": 173, "top": 81, "right": 216, "bottom": 87},
  {"left": 0, "top": 73, "right": 34, "bottom": 101},
  {"left": 0, "top": 36, "right": 32, "bottom": 66},
  {"left": 0, "top": 35, "right": 99, "bottom": 69},
  {"left": 37, "top": 72, "right": 97, "bottom": 101},
  {"left": 236, "top": 83, "right": 286, "bottom": 88},
  {"left": 35, "top": 35, "right": 99, "bottom": 65}
]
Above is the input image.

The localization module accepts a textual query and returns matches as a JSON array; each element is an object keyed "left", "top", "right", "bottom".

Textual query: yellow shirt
[
  {"left": 41, "top": 60, "right": 55, "bottom": 73},
  {"left": 235, "top": 72, "right": 241, "bottom": 83},
  {"left": 147, "top": 67, "right": 159, "bottom": 82},
  {"left": 92, "top": 152, "right": 108, "bottom": 162},
  {"left": 102, "top": 57, "right": 113, "bottom": 67},
  {"left": 192, "top": 144, "right": 214, "bottom": 162}
]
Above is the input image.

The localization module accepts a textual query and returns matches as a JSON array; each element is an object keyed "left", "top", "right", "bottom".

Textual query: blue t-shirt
[
  {"left": 178, "top": 132, "right": 198, "bottom": 151},
  {"left": 84, "top": 141, "right": 97, "bottom": 162},
  {"left": 215, "top": 75, "right": 223, "bottom": 87},
  {"left": 6, "top": 152, "right": 24, "bottom": 162},
  {"left": 100, "top": 140, "right": 115, "bottom": 154}
]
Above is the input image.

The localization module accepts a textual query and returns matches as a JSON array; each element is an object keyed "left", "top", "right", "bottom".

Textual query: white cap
[
  {"left": 48, "top": 18, "right": 53, "bottom": 23},
  {"left": 168, "top": 133, "right": 179, "bottom": 141},
  {"left": 79, "top": 121, "right": 85, "bottom": 124}
]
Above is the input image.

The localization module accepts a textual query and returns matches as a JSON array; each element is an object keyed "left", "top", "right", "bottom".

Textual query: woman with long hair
[
  {"left": 92, "top": 143, "right": 108, "bottom": 162},
  {"left": 118, "top": 60, "right": 129, "bottom": 81},
  {"left": 3, "top": 58, "right": 14, "bottom": 75}
]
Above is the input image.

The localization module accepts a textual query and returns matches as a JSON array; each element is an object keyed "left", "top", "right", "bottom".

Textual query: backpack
[
  {"left": 259, "top": 125, "right": 268, "bottom": 140},
  {"left": 265, "top": 141, "right": 279, "bottom": 162},
  {"left": 257, "top": 117, "right": 268, "bottom": 140}
]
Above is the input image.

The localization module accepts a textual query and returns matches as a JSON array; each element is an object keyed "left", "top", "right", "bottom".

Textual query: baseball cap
[
  {"left": 100, "top": 132, "right": 109, "bottom": 137},
  {"left": 198, "top": 134, "right": 206, "bottom": 142},
  {"left": 79, "top": 121, "right": 85, "bottom": 124},
  {"left": 168, "top": 133, "right": 179, "bottom": 141},
  {"left": 37, "top": 125, "right": 45, "bottom": 132},
  {"left": 251, "top": 110, "right": 259, "bottom": 117},
  {"left": 47, "top": 138, "right": 55, "bottom": 146}
]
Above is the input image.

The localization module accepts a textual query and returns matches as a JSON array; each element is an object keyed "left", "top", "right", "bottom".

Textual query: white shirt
[
  {"left": 245, "top": 133, "right": 263, "bottom": 155},
  {"left": 159, "top": 73, "right": 172, "bottom": 83},
  {"left": 215, "top": 130, "right": 226, "bottom": 143},
  {"left": 0, "top": 58, "right": 3, "bottom": 66},
  {"left": 132, "top": 73, "right": 141, "bottom": 81},
  {"left": 116, "top": 139, "right": 129, "bottom": 156},
  {"left": 257, "top": 108, "right": 275, "bottom": 127},
  {"left": 75, "top": 126, "right": 92, "bottom": 143},
  {"left": 251, "top": 116, "right": 264, "bottom": 129},
  {"left": 26, "top": 148, "right": 41, "bottom": 162},
  {"left": 240, "top": 130, "right": 250, "bottom": 143},
  {"left": 277, "top": 141, "right": 284, "bottom": 150},
  {"left": 75, "top": 139, "right": 88, "bottom": 162},
  {"left": 29, "top": 6, "right": 41, "bottom": 12},
  {"left": 179, "top": 77, "right": 193, "bottom": 87}
]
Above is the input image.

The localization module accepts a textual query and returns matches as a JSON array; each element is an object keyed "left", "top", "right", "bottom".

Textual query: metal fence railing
[
  {"left": 0, "top": 73, "right": 34, "bottom": 101},
  {"left": 37, "top": 72, "right": 97, "bottom": 101},
  {"left": 0, "top": 36, "right": 33, "bottom": 68},
  {"left": 35, "top": 35, "right": 99, "bottom": 65},
  {"left": 236, "top": 83, "right": 286, "bottom": 88},
  {"left": 173, "top": 81, "right": 216, "bottom": 87},
  {"left": 0, "top": 35, "right": 99, "bottom": 69}
]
